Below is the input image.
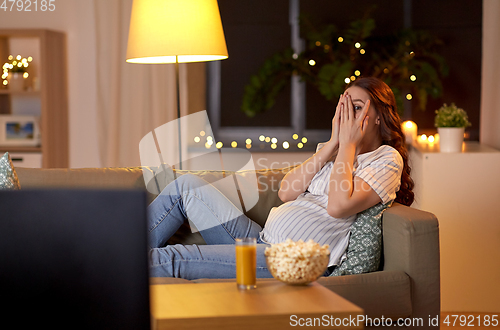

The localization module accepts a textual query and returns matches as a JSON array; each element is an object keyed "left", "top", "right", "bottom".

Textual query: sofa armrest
[{"left": 382, "top": 203, "right": 440, "bottom": 322}]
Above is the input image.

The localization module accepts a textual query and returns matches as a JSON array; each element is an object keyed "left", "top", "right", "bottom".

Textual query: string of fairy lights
[
  {"left": 307, "top": 37, "right": 418, "bottom": 101},
  {"left": 196, "top": 39, "right": 418, "bottom": 152},
  {"left": 193, "top": 131, "right": 309, "bottom": 151},
  {"left": 2, "top": 55, "right": 32, "bottom": 86}
]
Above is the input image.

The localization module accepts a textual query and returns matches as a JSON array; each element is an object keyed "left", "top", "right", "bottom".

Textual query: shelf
[
  {"left": 0, "top": 89, "right": 41, "bottom": 96},
  {"left": 0, "top": 29, "right": 68, "bottom": 168},
  {"left": 410, "top": 141, "right": 499, "bottom": 154},
  {"left": 0, "top": 146, "right": 41, "bottom": 153}
]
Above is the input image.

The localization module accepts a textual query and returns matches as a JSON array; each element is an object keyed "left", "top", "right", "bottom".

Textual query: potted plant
[{"left": 434, "top": 103, "right": 471, "bottom": 152}]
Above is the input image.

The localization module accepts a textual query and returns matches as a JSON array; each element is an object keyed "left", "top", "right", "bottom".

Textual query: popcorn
[{"left": 265, "top": 239, "right": 330, "bottom": 284}]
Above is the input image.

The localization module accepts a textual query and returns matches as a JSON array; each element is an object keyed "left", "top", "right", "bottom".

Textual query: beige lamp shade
[{"left": 126, "top": 0, "right": 228, "bottom": 64}]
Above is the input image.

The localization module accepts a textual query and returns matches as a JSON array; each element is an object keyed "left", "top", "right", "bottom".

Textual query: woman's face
[{"left": 345, "top": 85, "right": 381, "bottom": 143}]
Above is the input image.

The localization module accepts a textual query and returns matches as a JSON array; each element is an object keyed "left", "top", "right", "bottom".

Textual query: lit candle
[
  {"left": 427, "top": 135, "right": 436, "bottom": 149},
  {"left": 402, "top": 121, "right": 418, "bottom": 145}
]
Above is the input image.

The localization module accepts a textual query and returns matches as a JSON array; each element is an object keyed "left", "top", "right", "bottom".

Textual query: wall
[
  {"left": 0, "top": 0, "right": 100, "bottom": 168},
  {"left": 480, "top": 0, "right": 500, "bottom": 149}
]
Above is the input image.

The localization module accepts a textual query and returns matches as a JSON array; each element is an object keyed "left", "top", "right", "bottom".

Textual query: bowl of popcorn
[{"left": 265, "top": 239, "right": 330, "bottom": 285}]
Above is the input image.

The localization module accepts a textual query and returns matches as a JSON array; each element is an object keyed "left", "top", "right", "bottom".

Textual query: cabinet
[
  {"left": 0, "top": 29, "right": 68, "bottom": 168},
  {"left": 409, "top": 142, "right": 500, "bottom": 312}
]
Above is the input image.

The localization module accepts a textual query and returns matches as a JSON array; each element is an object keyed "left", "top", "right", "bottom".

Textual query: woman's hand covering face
[{"left": 338, "top": 92, "right": 370, "bottom": 148}]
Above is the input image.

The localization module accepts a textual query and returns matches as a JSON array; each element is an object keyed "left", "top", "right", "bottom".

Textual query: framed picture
[{"left": 0, "top": 115, "right": 41, "bottom": 147}]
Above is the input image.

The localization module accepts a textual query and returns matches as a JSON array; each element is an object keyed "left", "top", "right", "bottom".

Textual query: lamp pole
[{"left": 175, "top": 55, "right": 182, "bottom": 170}]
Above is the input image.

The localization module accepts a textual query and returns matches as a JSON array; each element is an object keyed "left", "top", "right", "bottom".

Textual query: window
[{"left": 207, "top": 0, "right": 481, "bottom": 151}]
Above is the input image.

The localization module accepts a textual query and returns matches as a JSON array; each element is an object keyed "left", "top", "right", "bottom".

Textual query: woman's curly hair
[{"left": 347, "top": 77, "right": 415, "bottom": 206}]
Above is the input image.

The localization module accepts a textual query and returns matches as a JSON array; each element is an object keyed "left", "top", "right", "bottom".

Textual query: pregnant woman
[{"left": 148, "top": 77, "right": 414, "bottom": 279}]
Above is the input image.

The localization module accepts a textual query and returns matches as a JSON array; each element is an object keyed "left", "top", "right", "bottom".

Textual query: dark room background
[{"left": 210, "top": 0, "right": 482, "bottom": 146}]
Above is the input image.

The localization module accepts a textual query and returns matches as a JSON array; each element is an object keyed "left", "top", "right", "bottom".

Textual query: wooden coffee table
[{"left": 150, "top": 279, "right": 363, "bottom": 330}]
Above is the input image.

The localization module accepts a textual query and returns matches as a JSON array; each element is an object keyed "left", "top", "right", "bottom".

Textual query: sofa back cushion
[
  {"left": 329, "top": 202, "right": 390, "bottom": 276},
  {"left": 16, "top": 167, "right": 147, "bottom": 189},
  {"left": 15, "top": 165, "right": 292, "bottom": 227}
]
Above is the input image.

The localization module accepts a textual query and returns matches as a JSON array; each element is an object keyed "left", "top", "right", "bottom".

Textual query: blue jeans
[{"left": 147, "top": 174, "right": 273, "bottom": 279}]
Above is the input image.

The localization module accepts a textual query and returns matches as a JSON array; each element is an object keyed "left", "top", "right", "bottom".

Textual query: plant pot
[
  {"left": 438, "top": 127, "right": 465, "bottom": 153},
  {"left": 7, "top": 72, "right": 25, "bottom": 91}
]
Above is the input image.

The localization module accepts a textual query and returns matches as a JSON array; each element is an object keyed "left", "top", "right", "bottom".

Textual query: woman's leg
[
  {"left": 147, "top": 174, "right": 262, "bottom": 248},
  {"left": 149, "top": 243, "right": 272, "bottom": 279}
]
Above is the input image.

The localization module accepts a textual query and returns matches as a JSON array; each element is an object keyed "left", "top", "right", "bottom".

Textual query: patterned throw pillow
[
  {"left": 0, "top": 152, "right": 21, "bottom": 190},
  {"left": 329, "top": 202, "right": 391, "bottom": 276}
]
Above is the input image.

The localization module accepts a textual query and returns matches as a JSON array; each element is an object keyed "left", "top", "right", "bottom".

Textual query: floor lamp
[{"left": 126, "top": 0, "right": 228, "bottom": 170}]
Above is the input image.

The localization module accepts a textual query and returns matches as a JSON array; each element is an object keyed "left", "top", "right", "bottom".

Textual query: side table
[
  {"left": 150, "top": 280, "right": 364, "bottom": 330},
  {"left": 409, "top": 141, "right": 500, "bottom": 313}
]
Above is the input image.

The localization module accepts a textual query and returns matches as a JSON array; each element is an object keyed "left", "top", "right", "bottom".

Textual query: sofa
[{"left": 16, "top": 165, "right": 440, "bottom": 328}]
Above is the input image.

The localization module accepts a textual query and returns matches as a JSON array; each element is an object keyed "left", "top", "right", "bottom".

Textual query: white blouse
[{"left": 259, "top": 144, "right": 403, "bottom": 267}]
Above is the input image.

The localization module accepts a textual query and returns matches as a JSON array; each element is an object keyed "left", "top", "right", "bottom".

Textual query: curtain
[
  {"left": 93, "top": 0, "right": 205, "bottom": 167},
  {"left": 480, "top": 0, "right": 500, "bottom": 150}
]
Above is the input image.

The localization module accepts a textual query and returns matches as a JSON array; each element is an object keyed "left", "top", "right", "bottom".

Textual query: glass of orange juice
[{"left": 235, "top": 237, "right": 257, "bottom": 290}]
